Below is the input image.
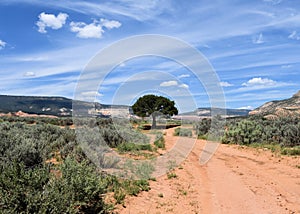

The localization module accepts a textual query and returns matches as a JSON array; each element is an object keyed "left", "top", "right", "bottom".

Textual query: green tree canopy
[{"left": 132, "top": 95, "right": 178, "bottom": 128}]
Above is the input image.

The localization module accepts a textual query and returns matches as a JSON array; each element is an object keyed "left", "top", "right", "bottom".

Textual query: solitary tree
[{"left": 132, "top": 94, "right": 178, "bottom": 128}]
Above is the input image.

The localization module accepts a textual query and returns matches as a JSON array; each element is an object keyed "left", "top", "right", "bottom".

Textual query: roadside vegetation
[
  {"left": 1, "top": 112, "right": 299, "bottom": 213},
  {"left": 193, "top": 116, "right": 300, "bottom": 155}
]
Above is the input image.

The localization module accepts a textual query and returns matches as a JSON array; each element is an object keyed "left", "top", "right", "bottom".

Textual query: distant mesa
[
  {"left": 0, "top": 95, "right": 131, "bottom": 118},
  {"left": 0, "top": 94, "right": 252, "bottom": 119},
  {"left": 0, "top": 95, "right": 73, "bottom": 117},
  {"left": 4, "top": 92, "right": 299, "bottom": 119},
  {"left": 249, "top": 90, "right": 300, "bottom": 118},
  {"left": 174, "top": 107, "right": 251, "bottom": 120}
]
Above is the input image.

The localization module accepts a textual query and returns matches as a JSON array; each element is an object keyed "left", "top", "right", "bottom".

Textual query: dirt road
[{"left": 117, "top": 128, "right": 300, "bottom": 214}]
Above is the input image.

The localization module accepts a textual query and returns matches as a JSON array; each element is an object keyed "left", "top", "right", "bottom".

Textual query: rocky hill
[
  {"left": 0, "top": 95, "right": 130, "bottom": 117},
  {"left": 249, "top": 90, "right": 300, "bottom": 118},
  {"left": 0, "top": 95, "right": 73, "bottom": 116}
]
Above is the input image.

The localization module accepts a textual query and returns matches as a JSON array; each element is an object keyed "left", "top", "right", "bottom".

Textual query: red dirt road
[{"left": 117, "top": 128, "right": 300, "bottom": 214}]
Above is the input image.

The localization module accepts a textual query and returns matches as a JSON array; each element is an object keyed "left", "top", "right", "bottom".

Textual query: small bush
[
  {"left": 174, "top": 127, "right": 192, "bottom": 137},
  {"left": 154, "top": 132, "right": 165, "bottom": 149},
  {"left": 167, "top": 172, "right": 177, "bottom": 179},
  {"left": 117, "top": 142, "right": 152, "bottom": 152}
]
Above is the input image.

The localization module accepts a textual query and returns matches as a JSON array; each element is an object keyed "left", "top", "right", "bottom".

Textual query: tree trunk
[{"left": 152, "top": 115, "right": 157, "bottom": 129}]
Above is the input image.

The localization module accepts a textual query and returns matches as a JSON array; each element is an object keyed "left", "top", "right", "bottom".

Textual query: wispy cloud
[
  {"left": 263, "top": 0, "right": 283, "bottom": 5},
  {"left": 23, "top": 72, "right": 35, "bottom": 77},
  {"left": 288, "top": 31, "right": 300, "bottom": 40},
  {"left": 36, "top": 12, "right": 68, "bottom": 33},
  {"left": 160, "top": 80, "right": 178, "bottom": 87},
  {"left": 178, "top": 74, "right": 190, "bottom": 78},
  {"left": 0, "top": 39, "right": 6, "bottom": 49},
  {"left": 159, "top": 80, "right": 189, "bottom": 89},
  {"left": 78, "top": 91, "right": 103, "bottom": 101},
  {"left": 252, "top": 33, "right": 264, "bottom": 44},
  {"left": 70, "top": 18, "right": 121, "bottom": 39},
  {"left": 1, "top": 0, "right": 171, "bottom": 22},
  {"left": 179, "top": 83, "right": 189, "bottom": 89},
  {"left": 281, "top": 64, "right": 292, "bottom": 69}
]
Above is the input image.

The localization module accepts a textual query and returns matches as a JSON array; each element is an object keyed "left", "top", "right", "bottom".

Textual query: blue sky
[{"left": 0, "top": 0, "right": 299, "bottom": 112}]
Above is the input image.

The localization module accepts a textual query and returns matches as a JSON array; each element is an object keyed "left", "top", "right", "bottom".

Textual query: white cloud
[
  {"left": 242, "top": 77, "right": 276, "bottom": 87},
  {"left": 36, "top": 12, "right": 68, "bottom": 33},
  {"left": 178, "top": 74, "right": 190, "bottom": 79},
  {"left": 79, "top": 91, "right": 103, "bottom": 101},
  {"left": 23, "top": 71, "right": 35, "bottom": 77},
  {"left": 252, "top": 33, "right": 264, "bottom": 44},
  {"left": 160, "top": 80, "right": 189, "bottom": 89},
  {"left": 179, "top": 83, "right": 189, "bottom": 89},
  {"left": 100, "top": 18, "right": 122, "bottom": 29},
  {"left": 263, "top": 0, "right": 282, "bottom": 5},
  {"left": 288, "top": 31, "right": 300, "bottom": 40},
  {"left": 70, "top": 21, "right": 103, "bottom": 38},
  {"left": 70, "top": 18, "right": 121, "bottom": 39},
  {"left": 234, "top": 77, "right": 294, "bottom": 93},
  {"left": 0, "top": 39, "right": 6, "bottom": 49},
  {"left": 238, "top": 106, "right": 254, "bottom": 110},
  {"left": 220, "top": 81, "right": 233, "bottom": 87},
  {"left": 81, "top": 91, "right": 103, "bottom": 97},
  {"left": 160, "top": 80, "right": 178, "bottom": 87}
]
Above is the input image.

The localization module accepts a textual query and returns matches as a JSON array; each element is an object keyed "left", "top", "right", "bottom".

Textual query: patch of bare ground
[{"left": 117, "top": 127, "right": 300, "bottom": 214}]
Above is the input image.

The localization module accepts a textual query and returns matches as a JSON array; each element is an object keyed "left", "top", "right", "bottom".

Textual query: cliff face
[{"left": 249, "top": 90, "right": 300, "bottom": 118}]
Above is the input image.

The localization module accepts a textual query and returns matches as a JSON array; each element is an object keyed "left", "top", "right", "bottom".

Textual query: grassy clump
[{"left": 281, "top": 146, "right": 300, "bottom": 156}]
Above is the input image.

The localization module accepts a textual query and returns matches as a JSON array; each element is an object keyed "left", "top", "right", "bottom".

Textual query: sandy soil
[{"left": 117, "top": 127, "right": 300, "bottom": 214}]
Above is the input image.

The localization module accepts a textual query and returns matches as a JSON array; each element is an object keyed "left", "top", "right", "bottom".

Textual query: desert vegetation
[
  {"left": 1, "top": 108, "right": 299, "bottom": 213},
  {"left": 193, "top": 115, "right": 300, "bottom": 155},
  {"left": 0, "top": 117, "right": 153, "bottom": 213}
]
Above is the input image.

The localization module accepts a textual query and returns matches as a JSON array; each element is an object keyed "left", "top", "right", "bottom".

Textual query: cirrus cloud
[
  {"left": 178, "top": 74, "right": 190, "bottom": 79},
  {"left": 70, "top": 18, "right": 121, "bottom": 39},
  {"left": 36, "top": 12, "right": 68, "bottom": 33},
  {"left": 160, "top": 80, "right": 189, "bottom": 89}
]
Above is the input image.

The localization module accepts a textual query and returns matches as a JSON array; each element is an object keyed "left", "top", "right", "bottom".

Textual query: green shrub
[
  {"left": 174, "top": 127, "right": 192, "bottom": 137},
  {"left": 167, "top": 172, "right": 177, "bottom": 179},
  {"left": 117, "top": 142, "right": 152, "bottom": 152},
  {"left": 0, "top": 119, "right": 153, "bottom": 213},
  {"left": 281, "top": 147, "right": 300, "bottom": 156},
  {"left": 222, "top": 117, "right": 300, "bottom": 148},
  {"left": 194, "top": 118, "right": 211, "bottom": 137},
  {"left": 154, "top": 132, "right": 165, "bottom": 149}
]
